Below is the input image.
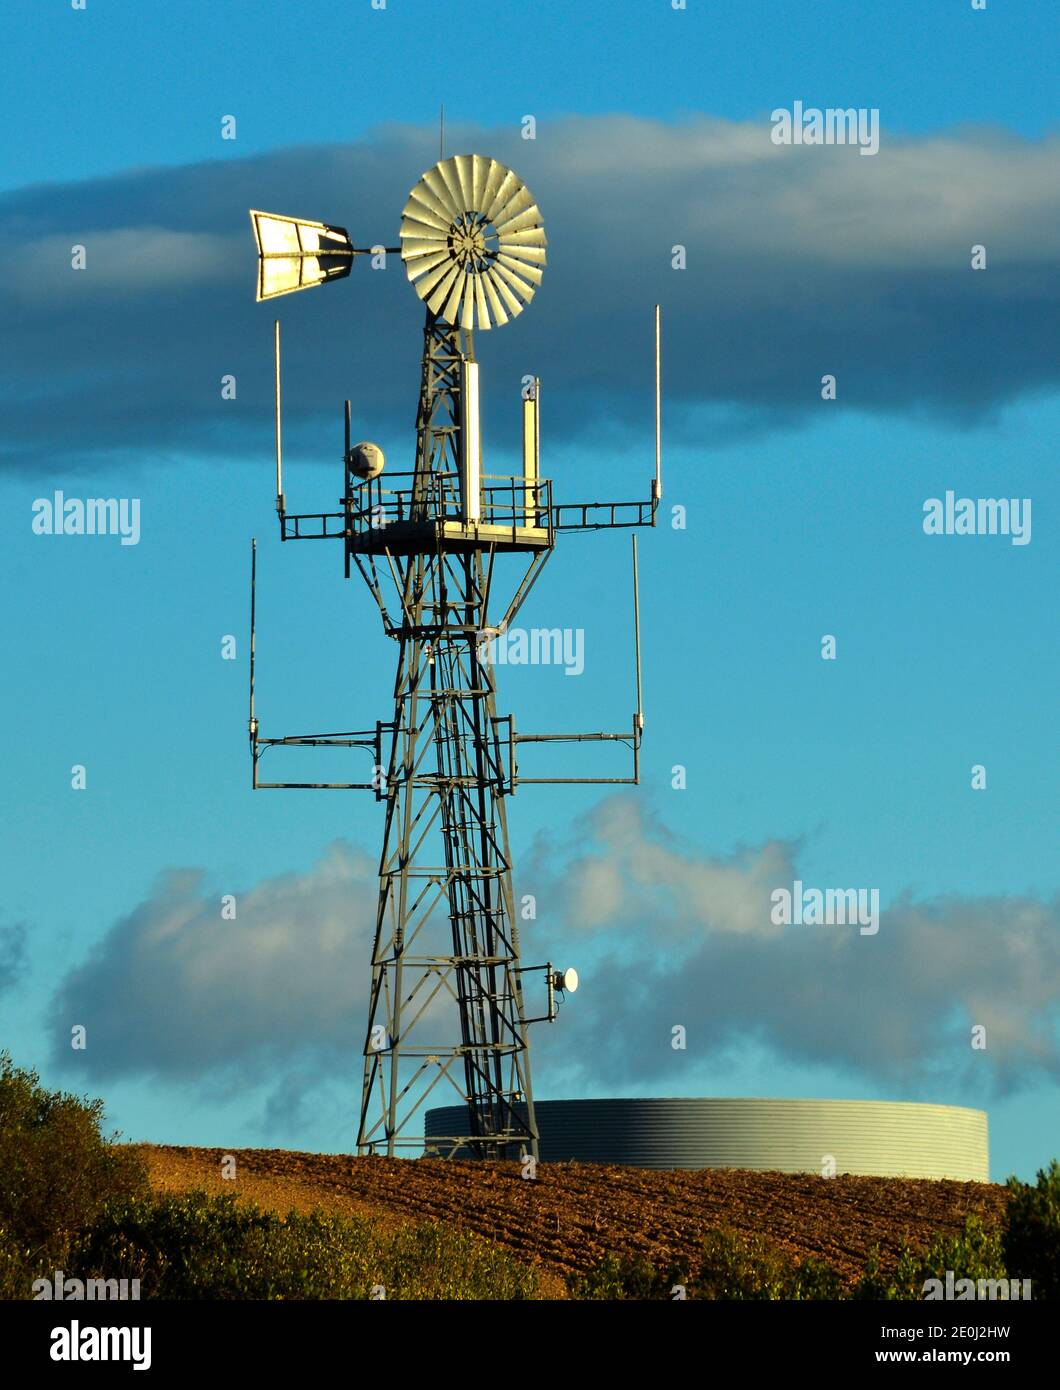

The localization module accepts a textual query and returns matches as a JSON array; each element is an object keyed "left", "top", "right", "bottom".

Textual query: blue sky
[
  {"left": 1, "top": 0, "right": 1057, "bottom": 1181},
  {"left": 2, "top": 0, "right": 1056, "bottom": 195}
]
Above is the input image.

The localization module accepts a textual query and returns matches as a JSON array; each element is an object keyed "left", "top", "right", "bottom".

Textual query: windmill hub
[{"left": 449, "top": 213, "right": 497, "bottom": 268}]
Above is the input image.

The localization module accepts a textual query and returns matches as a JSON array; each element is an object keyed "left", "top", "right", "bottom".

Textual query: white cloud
[
  {"left": 50, "top": 801, "right": 1060, "bottom": 1113},
  {"left": 527, "top": 799, "right": 1060, "bottom": 1096},
  {"left": 15, "top": 230, "right": 234, "bottom": 302},
  {"left": 51, "top": 843, "right": 377, "bottom": 1081}
]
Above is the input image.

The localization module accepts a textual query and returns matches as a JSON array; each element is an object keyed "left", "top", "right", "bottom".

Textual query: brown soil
[{"left": 137, "top": 1144, "right": 1007, "bottom": 1289}]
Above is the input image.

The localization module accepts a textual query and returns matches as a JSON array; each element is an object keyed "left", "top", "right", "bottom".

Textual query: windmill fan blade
[
  {"left": 482, "top": 169, "right": 521, "bottom": 225},
  {"left": 399, "top": 217, "right": 449, "bottom": 244},
  {"left": 460, "top": 274, "right": 477, "bottom": 330},
  {"left": 499, "top": 226, "right": 548, "bottom": 247},
  {"left": 436, "top": 159, "right": 466, "bottom": 217},
  {"left": 399, "top": 237, "right": 450, "bottom": 259},
  {"left": 473, "top": 273, "right": 491, "bottom": 329},
  {"left": 426, "top": 263, "right": 463, "bottom": 314},
  {"left": 480, "top": 159, "right": 508, "bottom": 219},
  {"left": 410, "top": 256, "right": 456, "bottom": 296},
  {"left": 487, "top": 268, "right": 525, "bottom": 319},
  {"left": 421, "top": 165, "right": 459, "bottom": 221},
  {"left": 401, "top": 192, "right": 452, "bottom": 232},
  {"left": 496, "top": 230, "right": 547, "bottom": 258},
  {"left": 471, "top": 155, "right": 491, "bottom": 213},
  {"left": 481, "top": 272, "right": 510, "bottom": 328},
  {"left": 404, "top": 249, "right": 451, "bottom": 282},
  {"left": 491, "top": 187, "right": 536, "bottom": 232},
  {"left": 496, "top": 253, "right": 543, "bottom": 287},
  {"left": 399, "top": 156, "right": 546, "bottom": 328},
  {"left": 498, "top": 243, "right": 547, "bottom": 266},
  {"left": 453, "top": 155, "right": 476, "bottom": 210},
  {"left": 440, "top": 270, "right": 468, "bottom": 325},
  {"left": 491, "top": 258, "right": 536, "bottom": 303},
  {"left": 494, "top": 204, "right": 544, "bottom": 237}
]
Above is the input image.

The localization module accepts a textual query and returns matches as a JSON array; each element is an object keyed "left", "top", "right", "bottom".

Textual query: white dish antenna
[
  {"left": 399, "top": 155, "right": 546, "bottom": 330},
  {"left": 347, "top": 441, "right": 385, "bottom": 482}
]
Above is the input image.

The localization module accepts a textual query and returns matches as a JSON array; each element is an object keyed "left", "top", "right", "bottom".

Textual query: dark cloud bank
[{"left": 4, "top": 116, "right": 1059, "bottom": 478}]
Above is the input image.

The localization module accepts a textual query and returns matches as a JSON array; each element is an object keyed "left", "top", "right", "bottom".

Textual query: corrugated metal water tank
[{"left": 423, "top": 1098, "right": 989, "bottom": 1181}]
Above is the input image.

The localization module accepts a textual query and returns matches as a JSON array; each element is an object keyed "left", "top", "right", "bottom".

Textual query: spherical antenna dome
[{"left": 347, "top": 441, "right": 385, "bottom": 482}]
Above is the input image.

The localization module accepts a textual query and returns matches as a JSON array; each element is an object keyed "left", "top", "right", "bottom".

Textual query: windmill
[{"left": 248, "top": 150, "right": 662, "bottom": 1159}]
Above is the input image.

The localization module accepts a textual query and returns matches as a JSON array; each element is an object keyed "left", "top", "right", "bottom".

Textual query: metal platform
[{"left": 350, "top": 520, "right": 551, "bottom": 556}]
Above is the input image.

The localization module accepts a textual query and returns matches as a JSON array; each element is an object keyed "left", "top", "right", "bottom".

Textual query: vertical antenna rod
[
  {"left": 632, "top": 533, "right": 644, "bottom": 785},
  {"left": 653, "top": 304, "right": 662, "bottom": 509},
  {"left": 440, "top": 103, "right": 445, "bottom": 160},
  {"left": 343, "top": 400, "right": 351, "bottom": 579},
  {"left": 632, "top": 534, "right": 643, "bottom": 731},
  {"left": 249, "top": 537, "right": 257, "bottom": 745},
  {"left": 274, "top": 320, "right": 285, "bottom": 516}
]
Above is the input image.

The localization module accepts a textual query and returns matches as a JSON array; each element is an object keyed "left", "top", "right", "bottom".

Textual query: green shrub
[
  {"left": 1003, "top": 1159, "right": 1060, "bottom": 1299},
  {"left": 569, "top": 1230, "right": 842, "bottom": 1300},
  {"left": 0, "top": 1224, "right": 35, "bottom": 1302},
  {"left": 567, "top": 1251, "right": 687, "bottom": 1300},
  {"left": 72, "top": 1192, "right": 374, "bottom": 1299},
  {"left": 853, "top": 1216, "right": 1007, "bottom": 1300},
  {"left": 694, "top": 1228, "right": 844, "bottom": 1301},
  {"left": 71, "top": 1190, "right": 538, "bottom": 1300},
  {"left": 382, "top": 1221, "right": 539, "bottom": 1300},
  {"left": 0, "top": 1052, "right": 146, "bottom": 1296}
]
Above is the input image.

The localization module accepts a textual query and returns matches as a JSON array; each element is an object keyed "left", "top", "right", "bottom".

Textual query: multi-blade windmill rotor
[{"left": 399, "top": 154, "right": 546, "bottom": 329}]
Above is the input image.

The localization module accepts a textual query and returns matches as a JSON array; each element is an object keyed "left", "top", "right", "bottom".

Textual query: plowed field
[{"left": 139, "top": 1144, "right": 1007, "bottom": 1289}]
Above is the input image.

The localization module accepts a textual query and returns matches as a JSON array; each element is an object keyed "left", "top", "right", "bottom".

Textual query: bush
[
  {"left": 0, "top": 1052, "right": 146, "bottom": 1296},
  {"left": 71, "top": 1191, "right": 372, "bottom": 1299},
  {"left": 0, "top": 1224, "right": 34, "bottom": 1302},
  {"left": 381, "top": 1221, "right": 539, "bottom": 1300},
  {"left": 568, "top": 1251, "right": 687, "bottom": 1300},
  {"left": 695, "top": 1228, "right": 844, "bottom": 1300},
  {"left": 853, "top": 1216, "right": 1006, "bottom": 1300},
  {"left": 71, "top": 1190, "right": 539, "bottom": 1300},
  {"left": 1003, "top": 1159, "right": 1060, "bottom": 1299},
  {"left": 569, "top": 1230, "right": 842, "bottom": 1300}
]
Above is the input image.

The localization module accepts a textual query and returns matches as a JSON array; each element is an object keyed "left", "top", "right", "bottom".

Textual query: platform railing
[{"left": 344, "top": 471, "right": 554, "bottom": 540}]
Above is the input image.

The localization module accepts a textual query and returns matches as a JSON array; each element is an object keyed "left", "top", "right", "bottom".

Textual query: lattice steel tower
[{"left": 247, "top": 152, "right": 661, "bottom": 1158}]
